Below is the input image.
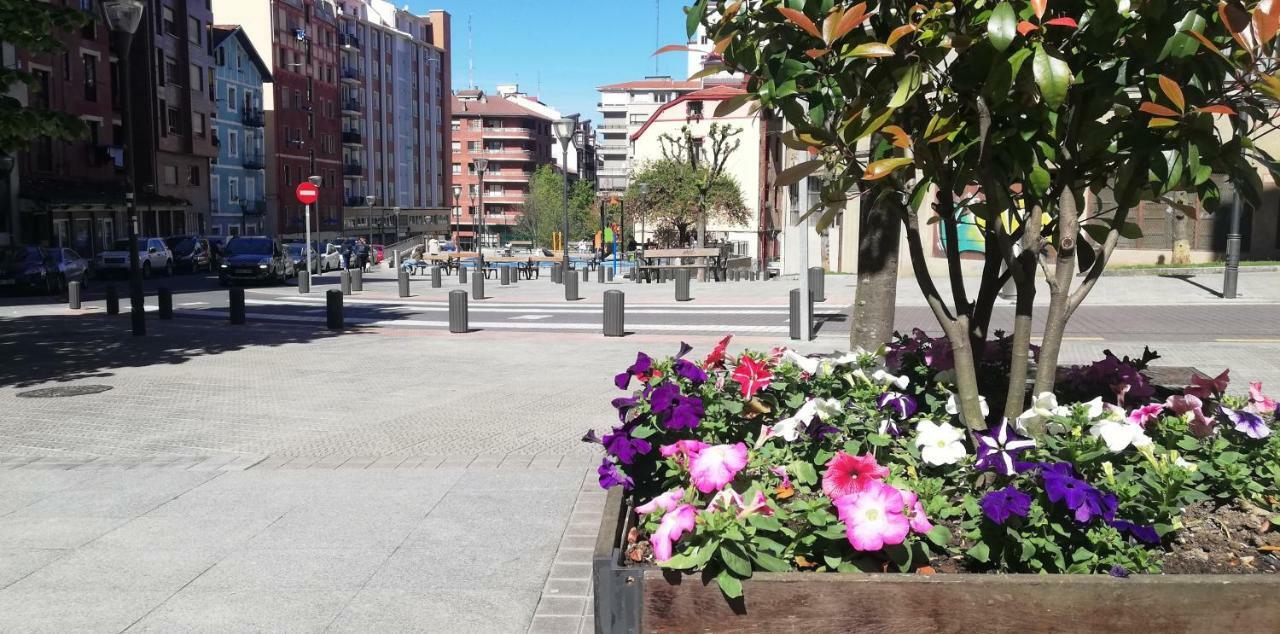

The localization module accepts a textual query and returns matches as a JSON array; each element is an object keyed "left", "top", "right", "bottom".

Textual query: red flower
[
  {"left": 822, "top": 452, "right": 890, "bottom": 500},
  {"left": 731, "top": 354, "right": 773, "bottom": 399},
  {"left": 704, "top": 335, "right": 734, "bottom": 370}
]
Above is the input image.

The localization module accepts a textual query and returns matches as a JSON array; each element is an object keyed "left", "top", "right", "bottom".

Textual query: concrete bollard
[
  {"left": 341, "top": 270, "right": 352, "bottom": 295},
  {"left": 565, "top": 270, "right": 579, "bottom": 301},
  {"left": 351, "top": 268, "right": 364, "bottom": 292},
  {"left": 597, "top": 266, "right": 606, "bottom": 283},
  {"left": 449, "top": 290, "right": 468, "bottom": 333},
  {"left": 676, "top": 269, "right": 692, "bottom": 302},
  {"left": 106, "top": 285, "right": 119, "bottom": 315},
  {"left": 459, "top": 266, "right": 468, "bottom": 284},
  {"left": 431, "top": 266, "right": 442, "bottom": 288},
  {"left": 398, "top": 268, "right": 410, "bottom": 298},
  {"left": 551, "top": 264, "right": 562, "bottom": 284},
  {"left": 298, "top": 272, "right": 310, "bottom": 294},
  {"left": 582, "top": 267, "right": 589, "bottom": 283},
  {"left": 607, "top": 268, "right": 615, "bottom": 282},
  {"left": 789, "top": 288, "right": 814, "bottom": 341},
  {"left": 604, "top": 289, "right": 625, "bottom": 337},
  {"left": 326, "top": 289, "right": 343, "bottom": 330},
  {"left": 229, "top": 288, "right": 246, "bottom": 325},
  {"left": 68, "top": 281, "right": 82, "bottom": 310},
  {"left": 158, "top": 287, "right": 173, "bottom": 320},
  {"left": 500, "top": 266, "right": 511, "bottom": 286},
  {"left": 472, "top": 268, "right": 485, "bottom": 300},
  {"left": 808, "top": 267, "right": 825, "bottom": 302}
]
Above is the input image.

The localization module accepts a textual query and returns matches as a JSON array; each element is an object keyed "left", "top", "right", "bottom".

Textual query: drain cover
[{"left": 16, "top": 385, "right": 113, "bottom": 398}]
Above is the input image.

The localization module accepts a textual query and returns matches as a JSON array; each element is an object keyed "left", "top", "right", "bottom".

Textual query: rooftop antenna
[
  {"left": 467, "top": 15, "right": 475, "bottom": 89},
  {"left": 655, "top": 0, "right": 661, "bottom": 75}
]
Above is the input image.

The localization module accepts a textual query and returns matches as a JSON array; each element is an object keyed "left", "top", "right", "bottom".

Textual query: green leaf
[
  {"left": 661, "top": 552, "right": 700, "bottom": 570},
  {"left": 715, "top": 569, "right": 744, "bottom": 599},
  {"left": 823, "top": 553, "right": 844, "bottom": 569},
  {"left": 889, "top": 65, "right": 922, "bottom": 108},
  {"left": 752, "top": 551, "right": 793, "bottom": 572},
  {"left": 966, "top": 541, "right": 991, "bottom": 563},
  {"left": 686, "top": 0, "right": 709, "bottom": 39},
  {"left": 1119, "top": 222, "right": 1143, "bottom": 239},
  {"left": 1081, "top": 223, "right": 1111, "bottom": 245},
  {"left": 748, "top": 514, "right": 784, "bottom": 532},
  {"left": 1020, "top": 539, "right": 1037, "bottom": 561},
  {"left": 1029, "top": 162, "right": 1051, "bottom": 196},
  {"left": 984, "top": 48, "right": 1033, "bottom": 106},
  {"left": 714, "top": 92, "right": 754, "bottom": 118},
  {"left": 1158, "top": 11, "right": 1208, "bottom": 61},
  {"left": 926, "top": 525, "right": 952, "bottom": 547},
  {"left": 776, "top": 159, "right": 825, "bottom": 188},
  {"left": 719, "top": 542, "right": 754, "bottom": 577},
  {"left": 988, "top": 3, "right": 1018, "bottom": 52},
  {"left": 689, "top": 539, "right": 720, "bottom": 568},
  {"left": 845, "top": 42, "right": 895, "bottom": 58},
  {"left": 794, "top": 461, "right": 818, "bottom": 486},
  {"left": 1033, "top": 44, "right": 1071, "bottom": 109}
]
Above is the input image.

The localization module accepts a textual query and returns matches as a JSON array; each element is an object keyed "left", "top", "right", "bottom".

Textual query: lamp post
[
  {"left": 103, "top": 0, "right": 146, "bottom": 336},
  {"left": 392, "top": 206, "right": 401, "bottom": 243},
  {"left": 1224, "top": 114, "right": 1250, "bottom": 300},
  {"left": 474, "top": 157, "right": 488, "bottom": 260},
  {"left": 451, "top": 183, "right": 461, "bottom": 248},
  {"left": 553, "top": 116, "right": 579, "bottom": 280},
  {"left": 636, "top": 182, "right": 650, "bottom": 250},
  {"left": 364, "top": 195, "right": 375, "bottom": 247}
]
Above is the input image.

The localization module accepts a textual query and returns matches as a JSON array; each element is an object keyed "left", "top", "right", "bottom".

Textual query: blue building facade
[{"left": 210, "top": 26, "right": 271, "bottom": 238}]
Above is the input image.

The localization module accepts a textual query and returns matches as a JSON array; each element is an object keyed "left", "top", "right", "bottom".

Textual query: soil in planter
[{"left": 1162, "top": 501, "right": 1280, "bottom": 574}]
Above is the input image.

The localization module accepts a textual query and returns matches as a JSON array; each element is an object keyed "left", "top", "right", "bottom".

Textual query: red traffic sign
[{"left": 295, "top": 182, "right": 319, "bottom": 205}]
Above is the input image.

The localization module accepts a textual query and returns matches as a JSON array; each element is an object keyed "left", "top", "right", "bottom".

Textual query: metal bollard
[
  {"left": 229, "top": 288, "right": 246, "bottom": 325},
  {"left": 551, "top": 264, "right": 562, "bottom": 284},
  {"left": 582, "top": 267, "right": 590, "bottom": 283},
  {"left": 676, "top": 269, "right": 692, "bottom": 302},
  {"left": 500, "top": 266, "right": 511, "bottom": 286},
  {"left": 341, "top": 270, "right": 352, "bottom": 295},
  {"left": 449, "top": 289, "right": 468, "bottom": 333},
  {"left": 603, "top": 289, "right": 625, "bottom": 337},
  {"left": 68, "top": 281, "right": 82, "bottom": 310},
  {"left": 298, "top": 272, "right": 310, "bottom": 294},
  {"left": 607, "top": 268, "right": 615, "bottom": 282},
  {"left": 565, "top": 270, "right": 579, "bottom": 301},
  {"left": 326, "top": 289, "right": 343, "bottom": 330},
  {"left": 809, "top": 267, "right": 825, "bottom": 302},
  {"left": 431, "top": 266, "right": 442, "bottom": 288},
  {"left": 106, "top": 285, "right": 119, "bottom": 314},
  {"left": 597, "top": 266, "right": 606, "bottom": 283},
  {"left": 459, "top": 266, "right": 468, "bottom": 284},
  {"left": 790, "top": 288, "right": 802, "bottom": 341},
  {"left": 398, "top": 268, "right": 410, "bottom": 298},
  {"left": 158, "top": 287, "right": 173, "bottom": 320},
  {"left": 351, "top": 268, "right": 364, "bottom": 292},
  {"left": 472, "top": 268, "right": 485, "bottom": 300}
]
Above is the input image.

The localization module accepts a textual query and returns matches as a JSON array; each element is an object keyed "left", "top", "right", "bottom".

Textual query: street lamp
[
  {"left": 392, "top": 206, "right": 401, "bottom": 244},
  {"left": 474, "top": 157, "right": 488, "bottom": 261},
  {"left": 103, "top": 0, "right": 146, "bottom": 337},
  {"left": 637, "top": 182, "right": 650, "bottom": 249},
  {"left": 553, "top": 115, "right": 579, "bottom": 282},
  {"left": 364, "top": 194, "right": 375, "bottom": 248},
  {"left": 451, "top": 183, "right": 461, "bottom": 248}
]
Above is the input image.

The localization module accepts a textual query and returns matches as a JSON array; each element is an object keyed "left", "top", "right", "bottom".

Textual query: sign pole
[
  {"left": 296, "top": 179, "right": 321, "bottom": 286},
  {"left": 304, "top": 203, "right": 312, "bottom": 282}
]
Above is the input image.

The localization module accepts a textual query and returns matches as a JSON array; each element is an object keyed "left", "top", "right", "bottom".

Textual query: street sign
[{"left": 295, "top": 182, "right": 319, "bottom": 205}]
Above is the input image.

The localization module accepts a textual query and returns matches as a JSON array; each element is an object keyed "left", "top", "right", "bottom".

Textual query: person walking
[{"left": 356, "top": 238, "right": 370, "bottom": 272}]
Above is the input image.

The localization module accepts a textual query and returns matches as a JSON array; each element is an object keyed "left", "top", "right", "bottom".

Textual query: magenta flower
[
  {"left": 1166, "top": 394, "right": 1218, "bottom": 438},
  {"left": 1185, "top": 368, "right": 1230, "bottom": 399},
  {"left": 822, "top": 452, "right": 890, "bottom": 500},
  {"left": 1222, "top": 406, "right": 1273, "bottom": 440},
  {"left": 769, "top": 465, "right": 792, "bottom": 491},
  {"left": 834, "top": 482, "right": 911, "bottom": 552},
  {"left": 659, "top": 439, "right": 708, "bottom": 466},
  {"left": 703, "top": 335, "right": 733, "bottom": 371},
  {"left": 688, "top": 443, "right": 749, "bottom": 493},
  {"left": 636, "top": 488, "right": 685, "bottom": 515},
  {"left": 1250, "top": 381, "right": 1278, "bottom": 415},
  {"left": 650, "top": 504, "right": 697, "bottom": 562},
  {"left": 731, "top": 355, "right": 773, "bottom": 399},
  {"left": 1126, "top": 403, "right": 1164, "bottom": 427},
  {"left": 900, "top": 489, "right": 934, "bottom": 534}
]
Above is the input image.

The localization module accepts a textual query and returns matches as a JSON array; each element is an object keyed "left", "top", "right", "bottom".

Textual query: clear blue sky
[{"left": 407, "top": 0, "right": 693, "bottom": 123}]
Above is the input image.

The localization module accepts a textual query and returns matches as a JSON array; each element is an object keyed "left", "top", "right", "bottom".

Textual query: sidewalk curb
[{"left": 1101, "top": 265, "right": 1280, "bottom": 277}]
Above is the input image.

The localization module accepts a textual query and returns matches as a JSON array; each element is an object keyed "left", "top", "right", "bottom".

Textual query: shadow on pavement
[{"left": 1159, "top": 274, "right": 1225, "bottom": 299}]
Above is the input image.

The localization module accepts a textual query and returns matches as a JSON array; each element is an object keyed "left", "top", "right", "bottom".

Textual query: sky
[{"left": 407, "top": 0, "right": 694, "bottom": 123}]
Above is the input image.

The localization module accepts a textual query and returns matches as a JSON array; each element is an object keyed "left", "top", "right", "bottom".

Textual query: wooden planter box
[{"left": 593, "top": 488, "right": 1280, "bottom": 633}]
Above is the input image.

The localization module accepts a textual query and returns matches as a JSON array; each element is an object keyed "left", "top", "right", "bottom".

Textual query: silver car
[{"left": 95, "top": 237, "right": 174, "bottom": 278}]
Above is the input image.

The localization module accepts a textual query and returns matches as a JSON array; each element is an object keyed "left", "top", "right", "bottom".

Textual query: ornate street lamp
[
  {"left": 103, "top": 0, "right": 146, "bottom": 336},
  {"left": 553, "top": 116, "right": 579, "bottom": 282},
  {"left": 637, "top": 182, "right": 650, "bottom": 250},
  {"left": 364, "top": 194, "right": 375, "bottom": 248},
  {"left": 451, "top": 183, "right": 461, "bottom": 247},
  {"left": 474, "top": 157, "right": 488, "bottom": 261}
]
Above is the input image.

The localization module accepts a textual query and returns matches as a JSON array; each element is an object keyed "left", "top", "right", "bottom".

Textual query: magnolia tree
[
  {"left": 698, "top": 0, "right": 1280, "bottom": 432},
  {"left": 627, "top": 157, "right": 750, "bottom": 246}
]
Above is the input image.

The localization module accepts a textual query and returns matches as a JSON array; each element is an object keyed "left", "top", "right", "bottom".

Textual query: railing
[
  {"left": 340, "top": 33, "right": 360, "bottom": 49},
  {"left": 242, "top": 108, "right": 265, "bottom": 127},
  {"left": 341, "top": 99, "right": 361, "bottom": 113},
  {"left": 344, "top": 195, "right": 368, "bottom": 206},
  {"left": 240, "top": 199, "right": 267, "bottom": 216},
  {"left": 340, "top": 67, "right": 362, "bottom": 82},
  {"left": 341, "top": 130, "right": 363, "bottom": 144},
  {"left": 343, "top": 163, "right": 364, "bottom": 177},
  {"left": 480, "top": 148, "right": 532, "bottom": 156},
  {"left": 242, "top": 154, "right": 265, "bottom": 170}
]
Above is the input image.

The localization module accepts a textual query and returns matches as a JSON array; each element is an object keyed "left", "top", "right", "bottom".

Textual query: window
[
  {"left": 283, "top": 165, "right": 291, "bottom": 188},
  {"left": 228, "top": 130, "right": 239, "bottom": 157},
  {"left": 228, "top": 86, "right": 237, "bottom": 111},
  {"left": 165, "top": 57, "right": 179, "bottom": 87},
  {"left": 166, "top": 105, "right": 181, "bottom": 135},
  {"left": 188, "top": 165, "right": 201, "bottom": 186},
  {"left": 187, "top": 17, "right": 201, "bottom": 45},
  {"left": 162, "top": 164, "right": 179, "bottom": 185},
  {"left": 82, "top": 53, "right": 98, "bottom": 102},
  {"left": 452, "top": 164, "right": 461, "bottom": 175},
  {"left": 451, "top": 141, "right": 461, "bottom": 152},
  {"left": 228, "top": 177, "right": 239, "bottom": 201},
  {"left": 451, "top": 121, "right": 459, "bottom": 132},
  {"left": 215, "top": 48, "right": 224, "bottom": 66},
  {"left": 189, "top": 64, "right": 202, "bottom": 91},
  {"left": 62, "top": 53, "right": 71, "bottom": 80},
  {"left": 162, "top": 7, "right": 177, "bottom": 36},
  {"left": 192, "top": 113, "right": 205, "bottom": 138},
  {"left": 84, "top": 119, "right": 101, "bottom": 146}
]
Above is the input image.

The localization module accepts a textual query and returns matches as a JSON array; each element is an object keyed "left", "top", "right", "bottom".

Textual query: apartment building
[
  {"left": 209, "top": 26, "right": 271, "bottom": 237},
  {"left": 595, "top": 77, "right": 699, "bottom": 194},
  {"left": 495, "top": 84, "right": 596, "bottom": 186},
  {"left": 450, "top": 89, "right": 553, "bottom": 249}
]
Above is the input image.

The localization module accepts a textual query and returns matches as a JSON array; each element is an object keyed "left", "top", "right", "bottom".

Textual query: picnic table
[
  {"left": 407, "top": 252, "right": 479, "bottom": 275},
  {"left": 636, "top": 247, "right": 726, "bottom": 282}
]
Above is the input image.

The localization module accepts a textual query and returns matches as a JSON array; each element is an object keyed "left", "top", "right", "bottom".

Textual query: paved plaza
[{"left": 1, "top": 270, "right": 1279, "bottom": 632}]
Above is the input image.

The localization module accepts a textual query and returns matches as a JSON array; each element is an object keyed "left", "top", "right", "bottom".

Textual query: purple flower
[
  {"left": 611, "top": 396, "right": 640, "bottom": 423},
  {"left": 1110, "top": 519, "right": 1161, "bottom": 545},
  {"left": 614, "top": 352, "right": 654, "bottom": 390},
  {"left": 1075, "top": 488, "right": 1118, "bottom": 524},
  {"left": 1221, "top": 406, "right": 1273, "bottom": 440},
  {"left": 1042, "top": 463, "right": 1116, "bottom": 524},
  {"left": 1109, "top": 564, "right": 1130, "bottom": 578},
  {"left": 980, "top": 486, "right": 1032, "bottom": 525},
  {"left": 975, "top": 419, "right": 1037, "bottom": 476},
  {"left": 876, "top": 391, "right": 918, "bottom": 419},
  {"left": 597, "top": 459, "right": 632, "bottom": 490},
  {"left": 1043, "top": 469, "right": 1090, "bottom": 511},
  {"left": 648, "top": 382, "right": 680, "bottom": 413},
  {"left": 581, "top": 430, "right": 602, "bottom": 444},
  {"left": 808, "top": 422, "right": 839, "bottom": 440},
  {"left": 665, "top": 395, "right": 705, "bottom": 430},
  {"left": 675, "top": 342, "right": 693, "bottom": 359},
  {"left": 673, "top": 359, "right": 708, "bottom": 385},
  {"left": 601, "top": 428, "right": 651, "bottom": 465}
]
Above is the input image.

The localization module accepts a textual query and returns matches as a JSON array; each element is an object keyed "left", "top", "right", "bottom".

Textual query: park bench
[
  {"left": 482, "top": 256, "right": 537, "bottom": 280},
  {"left": 636, "top": 247, "right": 725, "bottom": 282}
]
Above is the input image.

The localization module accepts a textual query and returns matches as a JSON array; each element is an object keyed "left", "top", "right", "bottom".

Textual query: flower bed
[{"left": 586, "top": 335, "right": 1280, "bottom": 630}]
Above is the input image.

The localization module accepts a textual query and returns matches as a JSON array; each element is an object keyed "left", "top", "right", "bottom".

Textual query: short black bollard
[
  {"left": 582, "top": 267, "right": 590, "bottom": 283},
  {"left": 459, "top": 266, "right": 468, "bottom": 284},
  {"left": 351, "top": 268, "right": 364, "bottom": 292},
  {"left": 500, "top": 266, "right": 511, "bottom": 286},
  {"left": 607, "top": 268, "right": 615, "bottom": 282},
  {"left": 398, "top": 268, "right": 410, "bottom": 298},
  {"left": 341, "top": 270, "right": 352, "bottom": 295},
  {"left": 597, "top": 266, "right": 606, "bottom": 283},
  {"left": 449, "top": 289, "right": 468, "bottom": 333},
  {"left": 808, "top": 266, "right": 826, "bottom": 302},
  {"left": 431, "top": 266, "right": 442, "bottom": 288},
  {"left": 790, "top": 288, "right": 802, "bottom": 341},
  {"left": 106, "top": 285, "right": 120, "bottom": 315},
  {"left": 472, "top": 268, "right": 485, "bottom": 300},
  {"left": 676, "top": 269, "right": 692, "bottom": 302},
  {"left": 551, "top": 264, "right": 561, "bottom": 284},
  {"left": 68, "top": 281, "right": 82, "bottom": 310},
  {"left": 603, "top": 289, "right": 625, "bottom": 337},
  {"left": 229, "top": 288, "right": 246, "bottom": 325},
  {"left": 565, "top": 270, "right": 579, "bottom": 301},
  {"left": 326, "top": 289, "right": 343, "bottom": 330},
  {"left": 158, "top": 287, "right": 173, "bottom": 320},
  {"left": 298, "top": 272, "right": 310, "bottom": 294}
]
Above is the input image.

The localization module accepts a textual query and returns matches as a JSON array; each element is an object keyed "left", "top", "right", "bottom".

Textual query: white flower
[
  {"left": 945, "top": 393, "right": 989, "bottom": 418},
  {"left": 811, "top": 398, "right": 843, "bottom": 421},
  {"left": 872, "top": 369, "right": 910, "bottom": 390},
  {"left": 826, "top": 350, "right": 866, "bottom": 367},
  {"left": 1174, "top": 456, "right": 1198, "bottom": 472},
  {"left": 782, "top": 349, "right": 820, "bottom": 375},
  {"left": 1081, "top": 397, "right": 1105, "bottom": 420},
  {"left": 1088, "top": 419, "right": 1152, "bottom": 453},
  {"left": 915, "top": 420, "right": 968, "bottom": 466},
  {"left": 1016, "top": 392, "right": 1067, "bottom": 430},
  {"left": 771, "top": 398, "right": 841, "bottom": 442}
]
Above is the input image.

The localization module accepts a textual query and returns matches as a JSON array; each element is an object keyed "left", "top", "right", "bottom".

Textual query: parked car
[
  {"left": 166, "top": 235, "right": 213, "bottom": 273},
  {"left": 317, "top": 244, "right": 342, "bottom": 272},
  {"left": 51, "top": 248, "right": 90, "bottom": 287},
  {"left": 0, "top": 246, "right": 63, "bottom": 294},
  {"left": 285, "top": 243, "right": 320, "bottom": 274},
  {"left": 218, "top": 236, "right": 294, "bottom": 286},
  {"left": 95, "top": 237, "right": 174, "bottom": 278}
]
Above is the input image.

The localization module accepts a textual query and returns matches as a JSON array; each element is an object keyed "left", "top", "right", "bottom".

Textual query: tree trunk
[
  {"left": 1033, "top": 189, "right": 1082, "bottom": 396},
  {"left": 1170, "top": 208, "right": 1191, "bottom": 265},
  {"left": 850, "top": 198, "right": 900, "bottom": 350}
]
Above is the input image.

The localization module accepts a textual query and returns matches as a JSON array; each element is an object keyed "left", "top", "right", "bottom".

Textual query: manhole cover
[{"left": 16, "top": 385, "right": 113, "bottom": 398}]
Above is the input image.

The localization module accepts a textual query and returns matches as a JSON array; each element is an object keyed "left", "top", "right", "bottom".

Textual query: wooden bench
[
  {"left": 482, "top": 256, "right": 539, "bottom": 280},
  {"left": 637, "top": 248, "right": 725, "bottom": 282}
]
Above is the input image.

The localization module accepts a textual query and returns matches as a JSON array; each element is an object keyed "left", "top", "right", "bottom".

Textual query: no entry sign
[{"left": 295, "top": 182, "right": 319, "bottom": 205}]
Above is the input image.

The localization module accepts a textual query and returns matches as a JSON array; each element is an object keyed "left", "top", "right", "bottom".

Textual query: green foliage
[
  {"left": 513, "top": 165, "right": 596, "bottom": 246},
  {"left": 0, "top": 0, "right": 92, "bottom": 152},
  {"left": 625, "top": 159, "right": 749, "bottom": 246}
]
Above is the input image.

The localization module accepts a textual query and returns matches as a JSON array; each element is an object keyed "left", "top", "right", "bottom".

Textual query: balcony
[
  {"left": 242, "top": 153, "right": 265, "bottom": 170},
  {"left": 345, "top": 195, "right": 369, "bottom": 206},
  {"left": 341, "top": 130, "right": 363, "bottom": 145},
  {"left": 480, "top": 126, "right": 533, "bottom": 139},
  {"left": 482, "top": 171, "right": 533, "bottom": 183},
  {"left": 240, "top": 199, "right": 267, "bottom": 216},
  {"left": 343, "top": 163, "right": 364, "bottom": 177},
  {"left": 340, "top": 33, "right": 360, "bottom": 49},
  {"left": 340, "top": 67, "right": 362, "bottom": 84},
  {"left": 598, "top": 101, "right": 627, "bottom": 111},
  {"left": 479, "top": 148, "right": 534, "bottom": 160},
  {"left": 341, "top": 99, "right": 362, "bottom": 115},
  {"left": 242, "top": 108, "right": 265, "bottom": 128}
]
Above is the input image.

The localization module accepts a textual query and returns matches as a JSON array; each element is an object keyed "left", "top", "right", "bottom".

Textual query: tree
[
  {"left": 698, "top": 0, "right": 1280, "bottom": 433},
  {"left": 0, "top": 0, "right": 90, "bottom": 152},
  {"left": 658, "top": 123, "right": 743, "bottom": 248},
  {"left": 516, "top": 164, "right": 595, "bottom": 247},
  {"left": 626, "top": 158, "right": 749, "bottom": 246}
]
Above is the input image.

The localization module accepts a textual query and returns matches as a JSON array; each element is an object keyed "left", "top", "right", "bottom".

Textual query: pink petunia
[
  {"left": 1166, "top": 394, "right": 1203, "bottom": 416},
  {"left": 1126, "top": 403, "right": 1165, "bottom": 427},
  {"left": 1250, "top": 382, "right": 1278, "bottom": 415},
  {"left": 650, "top": 504, "right": 697, "bottom": 562},
  {"left": 900, "top": 489, "right": 934, "bottom": 534},
  {"left": 1166, "top": 394, "right": 1217, "bottom": 438},
  {"left": 659, "top": 439, "right": 708, "bottom": 466},
  {"left": 769, "top": 466, "right": 792, "bottom": 490},
  {"left": 636, "top": 488, "right": 685, "bottom": 515},
  {"left": 834, "top": 482, "right": 911, "bottom": 552},
  {"left": 731, "top": 355, "right": 773, "bottom": 400},
  {"left": 688, "top": 443, "right": 749, "bottom": 493},
  {"left": 822, "top": 452, "right": 889, "bottom": 500},
  {"left": 1185, "top": 369, "right": 1230, "bottom": 399},
  {"left": 736, "top": 491, "right": 775, "bottom": 519}
]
